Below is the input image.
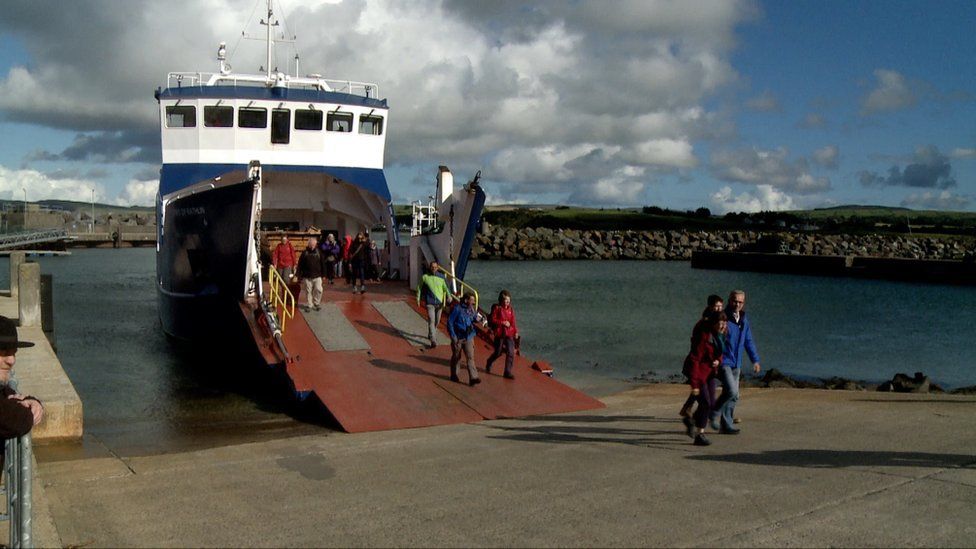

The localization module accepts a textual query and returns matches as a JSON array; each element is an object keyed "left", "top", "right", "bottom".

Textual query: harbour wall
[{"left": 470, "top": 226, "right": 975, "bottom": 262}]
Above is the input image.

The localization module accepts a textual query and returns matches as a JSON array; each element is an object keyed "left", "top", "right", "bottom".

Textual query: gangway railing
[
  {"left": 433, "top": 265, "right": 479, "bottom": 311},
  {"left": 267, "top": 267, "right": 296, "bottom": 334},
  {"left": 0, "top": 229, "right": 67, "bottom": 251}
]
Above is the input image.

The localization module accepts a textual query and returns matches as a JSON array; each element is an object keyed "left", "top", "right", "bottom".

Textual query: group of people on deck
[
  {"left": 680, "top": 290, "right": 761, "bottom": 446},
  {"left": 271, "top": 232, "right": 382, "bottom": 312},
  {"left": 417, "top": 261, "right": 520, "bottom": 387}
]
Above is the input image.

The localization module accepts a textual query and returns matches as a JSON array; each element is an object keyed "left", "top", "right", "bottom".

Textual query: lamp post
[
  {"left": 21, "top": 187, "right": 27, "bottom": 231},
  {"left": 90, "top": 187, "right": 96, "bottom": 233}
]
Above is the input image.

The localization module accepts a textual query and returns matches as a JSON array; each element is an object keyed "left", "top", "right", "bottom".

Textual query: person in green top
[{"left": 416, "top": 261, "right": 451, "bottom": 348}]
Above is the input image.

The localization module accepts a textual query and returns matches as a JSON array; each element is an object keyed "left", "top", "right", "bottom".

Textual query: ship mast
[{"left": 260, "top": 0, "right": 278, "bottom": 80}]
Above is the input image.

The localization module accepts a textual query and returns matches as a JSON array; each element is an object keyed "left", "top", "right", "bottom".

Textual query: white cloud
[
  {"left": 812, "top": 145, "right": 839, "bottom": 169},
  {"left": 861, "top": 69, "right": 917, "bottom": 115},
  {"left": 0, "top": 165, "right": 100, "bottom": 203},
  {"left": 116, "top": 180, "right": 158, "bottom": 207},
  {"left": 0, "top": 164, "right": 153, "bottom": 206},
  {"left": 950, "top": 148, "right": 976, "bottom": 159},
  {"left": 710, "top": 184, "right": 796, "bottom": 214},
  {"left": 709, "top": 147, "right": 830, "bottom": 194},
  {"left": 901, "top": 190, "right": 971, "bottom": 211},
  {"left": 0, "top": 0, "right": 758, "bottom": 205}
]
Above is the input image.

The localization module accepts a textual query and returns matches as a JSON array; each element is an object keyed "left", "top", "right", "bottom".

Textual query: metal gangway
[{"left": 0, "top": 230, "right": 68, "bottom": 251}]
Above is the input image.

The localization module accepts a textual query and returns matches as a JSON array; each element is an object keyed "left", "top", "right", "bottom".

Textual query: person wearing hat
[{"left": 0, "top": 316, "right": 44, "bottom": 440}]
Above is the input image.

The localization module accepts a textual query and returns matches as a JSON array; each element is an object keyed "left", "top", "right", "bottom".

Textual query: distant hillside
[
  {"left": 463, "top": 204, "right": 976, "bottom": 236},
  {"left": 34, "top": 199, "right": 153, "bottom": 215}
]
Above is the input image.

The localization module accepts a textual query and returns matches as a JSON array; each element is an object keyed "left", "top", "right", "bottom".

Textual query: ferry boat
[{"left": 154, "top": 2, "right": 602, "bottom": 432}]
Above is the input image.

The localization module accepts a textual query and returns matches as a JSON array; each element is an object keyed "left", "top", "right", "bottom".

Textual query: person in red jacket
[
  {"left": 679, "top": 294, "right": 725, "bottom": 418},
  {"left": 485, "top": 290, "right": 519, "bottom": 379},
  {"left": 683, "top": 310, "right": 727, "bottom": 446},
  {"left": 0, "top": 316, "right": 44, "bottom": 444},
  {"left": 272, "top": 234, "right": 297, "bottom": 282}
]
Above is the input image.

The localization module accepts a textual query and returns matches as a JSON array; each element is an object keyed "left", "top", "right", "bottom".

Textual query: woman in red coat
[
  {"left": 683, "top": 311, "right": 727, "bottom": 446},
  {"left": 486, "top": 290, "right": 519, "bottom": 379}
]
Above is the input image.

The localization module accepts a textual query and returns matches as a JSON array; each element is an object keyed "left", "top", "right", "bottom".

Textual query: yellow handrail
[
  {"left": 267, "top": 267, "right": 296, "bottom": 333},
  {"left": 433, "top": 265, "right": 479, "bottom": 311}
]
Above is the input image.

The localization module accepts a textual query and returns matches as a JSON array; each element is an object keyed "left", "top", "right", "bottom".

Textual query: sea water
[{"left": 5, "top": 249, "right": 974, "bottom": 455}]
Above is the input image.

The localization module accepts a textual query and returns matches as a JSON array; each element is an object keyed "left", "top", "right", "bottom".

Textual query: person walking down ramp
[
  {"left": 679, "top": 294, "right": 724, "bottom": 418},
  {"left": 684, "top": 311, "right": 727, "bottom": 446},
  {"left": 486, "top": 290, "right": 519, "bottom": 379},
  {"left": 711, "top": 290, "right": 762, "bottom": 434},
  {"left": 447, "top": 292, "right": 482, "bottom": 387},
  {"left": 320, "top": 233, "right": 341, "bottom": 285},
  {"left": 296, "top": 237, "right": 327, "bottom": 312},
  {"left": 416, "top": 261, "right": 450, "bottom": 349},
  {"left": 272, "top": 234, "right": 297, "bottom": 282}
]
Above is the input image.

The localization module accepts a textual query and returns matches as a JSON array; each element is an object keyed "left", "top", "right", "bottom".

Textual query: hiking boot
[{"left": 693, "top": 434, "right": 711, "bottom": 446}]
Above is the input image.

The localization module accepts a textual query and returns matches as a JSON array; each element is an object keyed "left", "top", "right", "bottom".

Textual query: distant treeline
[{"left": 477, "top": 205, "right": 976, "bottom": 237}]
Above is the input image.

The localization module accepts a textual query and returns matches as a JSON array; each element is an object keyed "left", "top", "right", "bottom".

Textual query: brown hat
[{"left": 0, "top": 316, "right": 34, "bottom": 349}]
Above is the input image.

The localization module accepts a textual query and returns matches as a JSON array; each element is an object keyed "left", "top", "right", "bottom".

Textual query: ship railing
[
  {"left": 411, "top": 200, "right": 439, "bottom": 236},
  {"left": 267, "top": 266, "right": 296, "bottom": 334},
  {"left": 166, "top": 72, "right": 379, "bottom": 97},
  {"left": 433, "top": 265, "right": 479, "bottom": 312}
]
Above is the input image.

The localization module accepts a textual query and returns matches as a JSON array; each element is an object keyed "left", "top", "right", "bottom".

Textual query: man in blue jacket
[{"left": 711, "top": 290, "right": 761, "bottom": 434}]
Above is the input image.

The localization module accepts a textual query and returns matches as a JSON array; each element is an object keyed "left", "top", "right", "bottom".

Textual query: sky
[{"left": 0, "top": 0, "right": 973, "bottom": 213}]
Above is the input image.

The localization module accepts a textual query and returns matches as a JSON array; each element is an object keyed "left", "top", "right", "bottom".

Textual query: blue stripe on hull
[
  {"left": 160, "top": 163, "right": 391, "bottom": 201},
  {"left": 454, "top": 185, "right": 486, "bottom": 279}
]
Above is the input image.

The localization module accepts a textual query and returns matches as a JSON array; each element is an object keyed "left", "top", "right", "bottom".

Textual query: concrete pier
[
  {"left": 32, "top": 385, "right": 976, "bottom": 547},
  {"left": 692, "top": 250, "right": 976, "bottom": 285},
  {"left": 0, "top": 273, "right": 83, "bottom": 441}
]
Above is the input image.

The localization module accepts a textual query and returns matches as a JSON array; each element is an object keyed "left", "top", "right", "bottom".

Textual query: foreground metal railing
[
  {"left": 1, "top": 433, "right": 33, "bottom": 548},
  {"left": 0, "top": 378, "right": 33, "bottom": 548}
]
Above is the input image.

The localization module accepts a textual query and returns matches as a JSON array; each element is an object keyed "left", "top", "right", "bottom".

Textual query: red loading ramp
[{"left": 276, "top": 281, "right": 604, "bottom": 433}]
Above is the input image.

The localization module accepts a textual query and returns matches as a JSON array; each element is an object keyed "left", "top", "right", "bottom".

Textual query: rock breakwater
[{"left": 471, "top": 226, "right": 975, "bottom": 261}]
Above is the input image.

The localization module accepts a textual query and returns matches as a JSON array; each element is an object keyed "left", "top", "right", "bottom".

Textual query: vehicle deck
[{"left": 244, "top": 279, "right": 604, "bottom": 433}]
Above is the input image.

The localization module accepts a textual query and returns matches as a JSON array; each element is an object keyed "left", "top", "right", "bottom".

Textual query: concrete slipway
[{"left": 30, "top": 384, "right": 976, "bottom": 547}]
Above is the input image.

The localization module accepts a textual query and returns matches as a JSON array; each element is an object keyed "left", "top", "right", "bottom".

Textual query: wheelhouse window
[
  {"left": 271, "top": 109, "right": 291, "bottom": 144},
  {"left": 359, "top": 114, "right": 384, "bottom": 136},
  {"left": 326, "top": 112, "right": 353, "bottom": 132},
  {"left": 238, "top": 107, "right": 268, "bottom": 128},
  {"left": 295, "top": 109, "right": 323, "bottom": 131},
  {"left": 165, "top": 106, "right": 196, "bottom": 128},
  {"left": 204, "top": 105, "right": 234, "bottom": 127}
]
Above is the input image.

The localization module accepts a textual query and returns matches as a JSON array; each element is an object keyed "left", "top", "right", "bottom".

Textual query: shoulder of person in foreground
[{"left": 0, "top": 394, "right": 36, "bottom": 439}]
